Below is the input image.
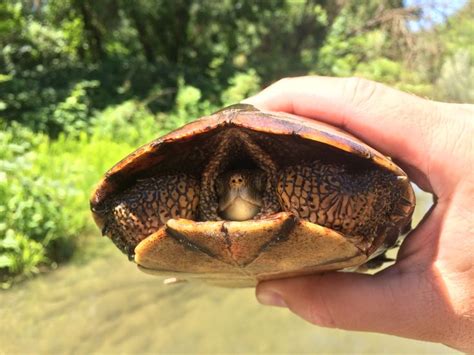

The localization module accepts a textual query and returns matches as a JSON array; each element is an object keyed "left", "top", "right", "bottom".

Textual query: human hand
[{"left": 243, "top": 76, "right": 474, "bottom": 352}]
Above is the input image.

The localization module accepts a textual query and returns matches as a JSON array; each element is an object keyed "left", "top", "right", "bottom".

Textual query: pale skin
[{"left": 242, "top": 76, "right": 474, "bottom": 352}]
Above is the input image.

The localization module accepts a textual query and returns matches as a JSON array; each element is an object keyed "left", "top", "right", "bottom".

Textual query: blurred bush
[
  {"left": 0, "top": 124, "right": 74, "bottom": 285},
  {"left": 436, "top": 50, "right": 474, "bottom": 103},
  {"left": 221, "top": 69, "right": 261, "bottom": 105},
  {"left": 2, "top": 0, "right": 472, "bottom": 139},
  {"left": 0, "top": 230, "right": 47, "bottom": 281}
]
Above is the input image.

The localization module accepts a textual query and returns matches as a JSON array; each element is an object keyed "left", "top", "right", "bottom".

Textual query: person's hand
[{"left": 243, "top": 76, "right": 474, "bottom": 352}]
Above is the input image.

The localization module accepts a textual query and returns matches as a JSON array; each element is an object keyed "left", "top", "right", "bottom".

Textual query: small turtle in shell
[{"left": 90, "top": 104, "right": 415, "bottom": 287}]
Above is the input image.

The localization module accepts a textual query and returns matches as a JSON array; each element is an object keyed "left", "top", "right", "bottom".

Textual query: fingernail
[{"left": 256, "top": 290, "right": 287, "bottom": 307}]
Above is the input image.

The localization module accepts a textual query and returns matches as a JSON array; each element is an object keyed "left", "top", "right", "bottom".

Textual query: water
[{"left": 0, "top": 190, "right": 456, "bottom": 353}]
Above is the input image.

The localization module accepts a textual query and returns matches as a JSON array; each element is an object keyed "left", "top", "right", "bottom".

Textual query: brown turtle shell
[{"left": 90, "top": 104, "right": 415, "bottom": 287}]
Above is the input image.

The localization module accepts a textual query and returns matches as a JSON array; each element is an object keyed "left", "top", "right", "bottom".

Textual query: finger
[
  {"left": 255, "top": 270, "right": 446, "bottom": 343},
  {"left": 243, "top": 76, "right": 450, "bottom": 193}
]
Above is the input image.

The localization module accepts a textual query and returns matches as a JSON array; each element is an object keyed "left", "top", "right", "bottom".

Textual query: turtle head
[{"left": 215, "top": 170, "right": 265, "bottom": 221}]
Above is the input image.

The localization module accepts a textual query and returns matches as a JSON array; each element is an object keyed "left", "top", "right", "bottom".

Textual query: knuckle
[
  {"left": 306, "top": 300, "right": 338, "bottom": 328},
  {"left": 274, "top": 77, "right": 295, "bottom": 88},
  {"left": 301, "top": 278, "right": 339, "bottom": 328},
  {"left": 343, "top": 76, "right": 379, "bottom": 109}
]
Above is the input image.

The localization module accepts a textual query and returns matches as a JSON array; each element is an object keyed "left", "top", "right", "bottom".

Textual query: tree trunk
[
  {"left": 77, "top": 0, "right": 105, "bottom": 61},
  {"left": 128, "top": 5, "right": 156, "bottom": 64}
]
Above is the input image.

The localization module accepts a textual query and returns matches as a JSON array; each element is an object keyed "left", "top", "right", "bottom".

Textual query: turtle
[{"left": 90, "top": 104, "right": 415, "bottom": 287}]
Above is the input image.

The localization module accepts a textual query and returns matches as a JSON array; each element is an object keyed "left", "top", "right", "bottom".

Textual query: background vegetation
[{"left": 1, "top": 0, "right": 472, "bottom": 287}]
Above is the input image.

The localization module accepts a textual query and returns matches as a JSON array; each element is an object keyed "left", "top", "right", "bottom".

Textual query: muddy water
[{"left": 0, "top": 190, "right": 456, "bottom": 354}]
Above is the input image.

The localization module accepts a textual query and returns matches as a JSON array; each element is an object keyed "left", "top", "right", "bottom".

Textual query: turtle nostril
[{"left": 231, "top": 176, "right": 243, "bottom": 185}]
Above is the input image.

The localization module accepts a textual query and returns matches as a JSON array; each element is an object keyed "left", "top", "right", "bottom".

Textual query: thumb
[{"left": 255, "top": 271, "right": 436, "bottom": 338}]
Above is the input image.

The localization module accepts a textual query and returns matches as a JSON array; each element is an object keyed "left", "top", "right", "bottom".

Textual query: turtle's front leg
[
  {"left": 100, "top": 174, "right": 199, "bottom": 256},
  {"left": 276, "top": 160, "right": 404, "bottom": 241}
]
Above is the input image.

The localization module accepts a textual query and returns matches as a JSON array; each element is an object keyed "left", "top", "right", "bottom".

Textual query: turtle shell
[{"left": 90, "top": 104, "right": 415, "bottom": 287}]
